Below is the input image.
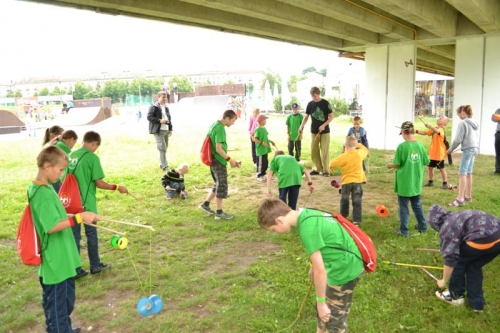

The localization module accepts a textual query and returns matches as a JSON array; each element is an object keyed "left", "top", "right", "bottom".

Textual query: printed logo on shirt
[
  {"left": 409, "top": 151, "right": 420, "bottom": 163},
  {"left": 68, "top": 157, "right": 78, "bottom": 168},
  {"left": 312, "top": 107, "right": 325, "bottom": 121}
]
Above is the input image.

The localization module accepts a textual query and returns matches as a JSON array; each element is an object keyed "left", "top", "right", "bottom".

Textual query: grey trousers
[
  {"left": 154, "top": 129, "right": 169, "bottom": 168},
  {"left": 340, "top": 183, "right": 363, "bottom": 223}
]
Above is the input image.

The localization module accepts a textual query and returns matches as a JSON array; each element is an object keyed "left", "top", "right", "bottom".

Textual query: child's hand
[
  {"left": 80, "top": 212, "right": 99, "bottom": 225},
  {"left": 437, "top": 279, "right": 447, "bottom": 289},
  {"left": 165, "top": 186, "right": 172, "bottom": 190},
  {"left": 117, "top": 185, "right": 128, "bottom": 194}
]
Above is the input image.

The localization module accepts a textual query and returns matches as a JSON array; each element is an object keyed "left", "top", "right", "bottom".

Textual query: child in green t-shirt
[
  {"left": 257, "top": 199, "right": 363, "bottom": 332},
  {"left": 31, "top": 146, "right": 99, "bottom": 333},
  {"left": 286, "top": 103, "right": 304, "bottom": 161},
  {"left": 254, "top": 114, "right": 275, "bottom": 181},
  {"left": 67, "top": 131, "right": 129, "bottom": 278},
  {"left": 387, "top": 121, "right": 430, "bottom": 237},
  {"left": 266, "top": 150, "right": 313, "bottom": 210}
]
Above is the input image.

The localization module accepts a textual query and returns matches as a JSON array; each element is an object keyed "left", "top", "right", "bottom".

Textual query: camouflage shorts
[{"left": 317, "top": 275, "right": 361, "bottom": 333}]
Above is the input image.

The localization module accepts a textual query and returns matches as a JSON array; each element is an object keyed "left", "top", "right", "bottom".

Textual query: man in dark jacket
[
  {"left": 428, "top": 204, "right": 500, "bottom": 312},
  {"left": 147, "top": 91, "right": 172, "bottom": 170}
]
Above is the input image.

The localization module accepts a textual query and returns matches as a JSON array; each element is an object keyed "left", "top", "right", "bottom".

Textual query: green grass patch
[{"left": 1, "top": 114, "right": 499, "bottom": 332}]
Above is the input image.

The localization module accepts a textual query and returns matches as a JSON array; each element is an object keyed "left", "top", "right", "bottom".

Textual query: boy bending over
[{"left": 258, "top": 199, "right": 363, "bottom": 332}]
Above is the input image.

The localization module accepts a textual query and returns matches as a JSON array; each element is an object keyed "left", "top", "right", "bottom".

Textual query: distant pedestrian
[
  {"left": 173, "top": 83, "right": 179, "bottom": 103},
  {"left": 147, "top": 91, "right": 172, "bottom": 171}
]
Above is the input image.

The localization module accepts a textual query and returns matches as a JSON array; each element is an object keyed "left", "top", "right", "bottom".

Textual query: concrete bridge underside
[{"left": 22, "top": 0, "right": 500, "bottom": 76}]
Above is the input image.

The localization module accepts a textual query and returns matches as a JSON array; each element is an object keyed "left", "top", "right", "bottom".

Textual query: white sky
[{"left": 0, "top": 0, "right": 339, "bottom": 82}]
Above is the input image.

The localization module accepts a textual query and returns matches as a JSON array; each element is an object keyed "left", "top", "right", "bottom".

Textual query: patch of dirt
[{"left": 204, "top": 241, "right": 281, "bottom": 276}]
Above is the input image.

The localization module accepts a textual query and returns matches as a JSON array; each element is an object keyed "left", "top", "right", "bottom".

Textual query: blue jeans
[
  {"left": 72, "top": 223, "right": 100, "bottom": 270},
  {"left": 449, "top": 242, "right": 500, "bottom": 311},
  {"left": 397, "top": 195, "right": 427, "bottom": 236},
  {"left": 39, "top": 277, "right": 75, "bottom": 333},
  {"left": 165, "top": 181, "right": 186, "bottom": 199},
  {"left": 458, "top": 147, "right": 478, "bottom": 175},
  {"left": 278, "top": 185, "right": 300, "bottom": 210}
]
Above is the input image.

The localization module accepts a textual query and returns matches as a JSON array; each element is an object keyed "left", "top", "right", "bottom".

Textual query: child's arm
[
  {"left": 310, "top": 251, "right": 331, "bottom": 323},
  {"left": 48, "top": 212, "right": 99, "bottom": 234},
  {"left": 303, "top": 169, "right": 314, "bottom": 193},
  {"left": 215, "top": 142, "right": 239, "bottom": 167},
  {"left": 95, "top": 179, "right": 128, "bottom": 194},
  {"left": 387, "top": 163, "right": 399, "bottom": 169},
  {"left": 356, "top": 143, "right": 368, "bottom": 160},
  {"left": 266, "top": 171, "right": 273, "bottom": 197}
]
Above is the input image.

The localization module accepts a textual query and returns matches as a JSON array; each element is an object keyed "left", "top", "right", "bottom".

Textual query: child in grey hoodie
[{"left": 447, "top": 105, "right": 479, "bottom": 207}]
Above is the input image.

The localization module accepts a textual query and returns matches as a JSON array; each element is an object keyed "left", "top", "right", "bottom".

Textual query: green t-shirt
[
  {"left": 55, "top": 141, "right": 71, "bottom": 155},
  {"left": 208, "top": 121, "right": 228, "bottom": 166},
  {"left": 254, "top": 126, "right": 272, "bottom": 156},
  {"left": 297, "top": 208, "right": 363, "bottom": 286},
  {"left": 269, "top": 155, "right": 304, "bottom": 188},
  {"left": 392, "top": 141, "right": 430, "bottom": 197},
  {"left": 286, "top": 113, "right": 304, "bottom": 141},
  {"left": 29, "top": 183, "right": 81, "bottom": 284},
  {"left": 67, "top": 147, "right": 105, "bottom": 213}
]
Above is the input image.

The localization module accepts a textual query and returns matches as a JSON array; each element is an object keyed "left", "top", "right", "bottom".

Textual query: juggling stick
[
  {"left": 383, "top": 261, "right": 443, "bottom": 270},
  {"left": 416, "top": 248, "right": 440, "bottom": 252},
  {"left": 127, "top": 192, "right": 152, "bottom": 209},
  {"left": 416, "top": 115, "right": 427, "bottom": 125},
  {"left": 275, "top": 280, "right": 313, "bottom": 333},
  {"left": 314, "top": 133, "right": 320, "bottom": 141},
  {"left": 321, "top": 322, "right": 327, "bottom": 333},
  {"left": 85, "top": 223, "right": 125, "bottom": 235},
  {"left": 102, "top": 219, "right": 155, "bottom": 231},
  {"left": 420, "top": 266, "right": 439, "bottom": 282}
]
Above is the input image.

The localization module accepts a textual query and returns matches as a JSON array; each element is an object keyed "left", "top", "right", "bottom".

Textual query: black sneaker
[
  {"left": 90, "top": 263, "right": 111, "bottom": 275},
  {"left": 323, "top": 173, "right": 330, "bottom": 177},
  {"left": 424, "top": 182, "right": 434, "bottom": 187},
  {"left": 75, "top": 269, "right": 89, "bottom": 279},
  {"left": 415, "top": 226, "right": 427, "bottom": 233},
  {"left": 395, "top": 230, "right": 409, "bottom": 238},
  {"left": 198, "top": 203, "right": 215, "bottom": 215},
  {"left": 310, "top": 170, "right": 320, "bottom": 175},
  {"left": 72, "top": 328, "right": 81, "bottom": 333}
]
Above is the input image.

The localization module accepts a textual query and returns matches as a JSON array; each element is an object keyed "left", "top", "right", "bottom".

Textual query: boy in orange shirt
[
  {"left": 416, "top": 116, "right": 449, "bottom": 189},
  {"left": 329, "top": 136, "right": 368, "bottom": 226}
]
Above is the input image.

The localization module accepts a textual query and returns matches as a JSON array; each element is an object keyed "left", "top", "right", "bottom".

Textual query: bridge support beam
[
  {"left": 364, "top": 44, "right": 416, "bottom": 150},
  {"left": 453, "top": 36, "right": 500, "bottom": 156}
]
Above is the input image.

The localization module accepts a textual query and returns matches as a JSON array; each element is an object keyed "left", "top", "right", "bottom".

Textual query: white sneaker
[
  {"left": 257, "top": 176, "right": 266, "bottom": 182},
  {"left": 435, "top": 290, "right": 464, "bottom": 306}
]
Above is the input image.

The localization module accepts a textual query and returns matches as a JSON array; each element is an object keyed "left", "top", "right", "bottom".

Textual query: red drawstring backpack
[
  {"left": 59, "top": 152, "right": 89, "bottom": 214},
  {"left": 200, "top": 136, "right": 212, "bottom": 166},
  {"left": 17, "top": 183, "right": 44, "bottom": 266}
]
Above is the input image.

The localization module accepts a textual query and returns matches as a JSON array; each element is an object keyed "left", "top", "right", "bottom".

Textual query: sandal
[
  {"left": 464, "top": 197, "right": 472, "bottom": 202},
  {"left": 448, "top": 199, "right": 464, "bottom": 207},
  {"left": 447, "top": 184, "right": 457, "bottom": 190}
]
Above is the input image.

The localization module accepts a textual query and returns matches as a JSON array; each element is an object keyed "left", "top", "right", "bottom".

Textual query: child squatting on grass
[
  {"left": 258, "top": 199, "right": 363, "bottom": 333},
  {"left": 31, "top": 146, "right": 99, "bottom": 333},
  {"left": 265, "top": 150, "right": 314, "bottom": 210},
  {"left": 329, "top": 135, "right": 368, "bottom": 226},
  {"left": 162, "top": 163, "right": 189, "bottom": 200},
  {"left": 428, "top": 205, "right": 500, "bottom": 313}
]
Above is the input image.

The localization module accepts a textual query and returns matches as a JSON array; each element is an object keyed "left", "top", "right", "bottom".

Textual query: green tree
[
  {"left": 73, "top": 81, "right": 92, "bottom": 100},
  {"left": 261, "top": 73, "right": 281, "bottom": 95},
  {"left": 317, "top": 68, "right": 327, "bottom": 77},
  {"left": 273, "top": 95, "right": 301, "bottom": 111},
  {"left": 38, "top": 87, "right": 50, "bottom": 96},
  {"left": 101, "top": 80, "right": 128, "bottom": 103},
  {"left": 84, "top": 90, "right": 100, "bottom": 99},
  {"left": 14, "top": 90, "right": 22, "bottom": 97},
  {"left": 51, "top": 86, "right": 63, "bottom": 96},
  {"left": 224, "top": 80, "right": 234, "bottom": 85},
  {"left": 326, "top": 97, "right": 350, "bottom": 116},
  {"left": 168, "top": 76, "right": 194, "bottom": 93},
  {"left": 302, "top": 67, "right": 317, "bottom": 75},
  {"left": 247, "top": 82, "right": 254, "bottom": 95},
  {"left": 196, "top": 80, "right": 212, "bottom": 87}
]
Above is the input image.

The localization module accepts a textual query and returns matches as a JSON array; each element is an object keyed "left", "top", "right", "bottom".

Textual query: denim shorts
[{"left": 458, "top": 148, "right": 478, "bottom": 175}]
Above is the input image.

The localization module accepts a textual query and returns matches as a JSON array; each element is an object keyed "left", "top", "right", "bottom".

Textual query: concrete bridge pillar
[
  {"left": 454, "top": 36, "right": 500, "bottom": 155},
  {"left": 364, "top": 44, "right": 416, "bottom": 151}
]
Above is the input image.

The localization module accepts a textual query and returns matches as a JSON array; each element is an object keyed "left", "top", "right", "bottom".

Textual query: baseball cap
[
  {"left": 399, "top": 121, "right": 414, "bottom": 135},
  {"left": 292, "top": 103, "right": 298, "bottom": 109},
  {"left": 257, "top": 114, "right": 268, "bottom": 122}
]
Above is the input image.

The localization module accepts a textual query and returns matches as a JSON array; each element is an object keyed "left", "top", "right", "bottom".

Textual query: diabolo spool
[
  {"left": 330, "top": 180, "right": 340, "bottom": 189},
  {"left": 117, "top": 237, "right": 129, "bottom": 250},
  {"left": 110, "top": 235, "right": 120, "bottom": 247},
  {"left": 137, "top": 295, "right": 163, "bottom": 317},
  {"left": 376, "top": 204, "right": 389, "bottom": 217}
]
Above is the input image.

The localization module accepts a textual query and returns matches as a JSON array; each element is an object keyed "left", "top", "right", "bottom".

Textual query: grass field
[{"left": 1, "top": 113, "right": 499, "bottom": 333}]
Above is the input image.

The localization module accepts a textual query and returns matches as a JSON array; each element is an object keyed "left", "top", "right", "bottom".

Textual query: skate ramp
[
  {"left": 0, "top": 110, "right": 25, "bottom": 127},
  {"left": 54, "top": 106, "right": 111, "bottom": 127}
]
